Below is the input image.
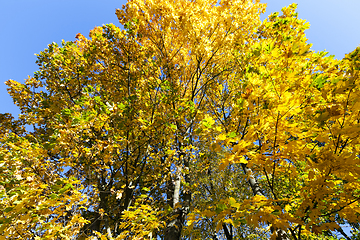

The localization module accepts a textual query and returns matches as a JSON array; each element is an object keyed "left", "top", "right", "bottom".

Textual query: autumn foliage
[{"left": 1, "top": 0, "right": 360, "bottom": 239}]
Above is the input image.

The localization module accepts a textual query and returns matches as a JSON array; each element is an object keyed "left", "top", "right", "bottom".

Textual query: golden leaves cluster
[{"left": 2, "top": 0, "right": 360, "bottom": 239}]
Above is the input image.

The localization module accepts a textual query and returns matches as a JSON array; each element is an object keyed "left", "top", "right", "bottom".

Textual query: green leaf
[
  {"left": 3, "top": 207, "right": 13, "bottom": 213},
  {"left": 61, "top": 108, "right": 72, "bottom": 116},
  {"left": 142, "top": 187, "right": 150, "bottom": 192},
  {"left": 228, "top": 132, "right": 237, "bottom": 138},
  {"left": 118, "top": 103, "right": 127, "bottom": 110},
  {"left": 49, "top": 193, "right": 59, "bottom": 199},
  {"left": 215, "top": 203, "right": 227, "bottom": 214},
  {"left": 59, "top": 183, "right": 73, "bottom": 194},
  {"left": 312, "top": 74, "right": 328, "bottom": 90}
]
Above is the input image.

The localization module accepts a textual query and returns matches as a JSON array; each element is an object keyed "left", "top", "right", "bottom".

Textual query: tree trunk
[
  {"left": 164, "top": 153, "right": 191, "bottom": 240},
  {"left": 241, "top": 163, "right": 290, "bottom": 240},
  {"left": 164, "top": 169, "right": 183, "bottom": 240}
]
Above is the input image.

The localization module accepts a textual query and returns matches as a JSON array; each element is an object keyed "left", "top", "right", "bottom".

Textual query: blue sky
[{"left": 1, "top": 0, "right": 359, "bottom": 116}]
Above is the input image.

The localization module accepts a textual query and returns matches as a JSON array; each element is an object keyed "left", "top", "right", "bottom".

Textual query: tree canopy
[{"left": 1, "top": 0, "right": 360, "bottom": 239}]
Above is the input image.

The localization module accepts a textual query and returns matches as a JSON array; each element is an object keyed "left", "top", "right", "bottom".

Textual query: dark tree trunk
[
  {"left": 164, "top": 208, "right": 184, "bottom": 240},
  {"left": 223, "top": 223, "right": 233, "bottom": 240}
]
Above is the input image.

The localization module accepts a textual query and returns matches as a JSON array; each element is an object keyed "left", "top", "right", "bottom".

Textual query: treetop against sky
[{"left": 1, "top": 0, "right": 360, "bottom": 239}]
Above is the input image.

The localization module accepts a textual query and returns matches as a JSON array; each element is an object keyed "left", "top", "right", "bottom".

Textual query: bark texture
[{"left": 241, "top": 163, "right": 290, "bottom": 240}]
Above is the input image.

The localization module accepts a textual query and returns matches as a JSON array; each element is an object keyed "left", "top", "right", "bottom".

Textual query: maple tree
[{"left": 2, "top": 0, "right": 360, "bottom": 239}]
